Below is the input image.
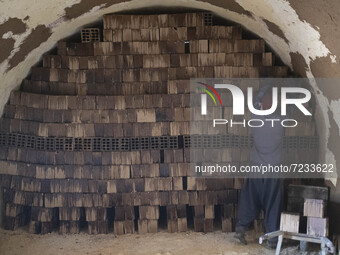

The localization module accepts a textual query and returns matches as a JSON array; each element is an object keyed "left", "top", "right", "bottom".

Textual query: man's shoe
[{"left": 234, "top": 232, "right": 247, "bottom": 245}]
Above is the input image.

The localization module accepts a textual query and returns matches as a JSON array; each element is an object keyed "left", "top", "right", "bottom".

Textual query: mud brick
[
  {"left": 139, "top": 205, "right": 159, "bottom": 220},
  {"left": 197, "top": 191, "right": 214, "bottom": 206},
  {"left": 120, "top": 193, "right": 131, "bottom": 206},
  {"left": 140, "top": 192, "right": 150, "bottom": 205},
  {"left": 114, "top": 206, "right": 125, "bottom": 221},
  {"left": 144, "top": 178, "right": 157, "bottom": 192},
  {"left": 123, "top": 220, "right": 135, "bottom": 234},
  {"left": 141, "top": 164, "right": 159, "bottom": 178},
  {"left": 167, "top": 13, "right": 186, "bottom": 27},
  {"left": 307, "top": 217, "right": 328, "bottom": 237},
  {"left": 68, "top": 221, "right": 81, "bottom": 234},
  {"left": 100, "top": 194, "right": 111, "bottom": 208},
  {"left": 5, "top": 203, "right": 24, "bottom": 217},
  {"left": 287, "top": 198, "right": 304, "bottom": 213},
  {"left": 205, "top": 205, "right": 214, "bottom": 219},
  {"left": 59, "top": 221, "right": 78, "bottom": 234},
  {"left": 113, "top": 220, "right": 124, "bottom": 235},
  {"left": 160, "top": 27, "right": 186, "bottom": 41},
  {"left": 117, "top": 165, "right": 131, "bottom": 179},
  {"left": 194, "top": 217, "right": 204, "bottom": 232},
  {"left": 207, "top": 179, "right": 234, "bottom": 190},
  {"left": 122, "top": 29, "right": 132, "bottom": 41},
  {"left": 179, "top": 163, "right": 190, "bottom": 176},
  {"left": 158, "top": 177, "right": 172, "bottom": 191},
  {"left": 138, "top": 151, "right": 151, "bottom": 164},
  {"left": 81, "top": 194, "right": 93, "bottom": 207},
  {"left": 172, "top": 177, "right": 183, "bottom": 191},
  {"left": 57, "top": 41, "right": 67, "bottom": 55},
  {"left": 175, "top": 217, "right": 186, "bottom": 232},
  {"left": 86, "top": 180, "right": 98, "bottom": 193},
  {"left": 109, "top": 29, "right": 122, "bottom": 42},
  {"left": 38, "top": 208, "right": 56, "bottom": 222},
  {"left": 3, "top": 188, "right": 14, "bottom": 204},
  {"left": 160, "top": 41, "right": 185, "bottom": 54},
  {"left": 143, "top": 55, "right": 170, "bottom": 68},
  {"left": 170, "top": 54, "right": 180, "bottom": 68},
  {"left": 288, "top": 185, "right": 329, "bottom": 201},
  {"left": 59, "top": 207, "right": 81, "bottom": 221},
  {"left": 3, "top": 216, "right": 21, "bottom": 230},
  {"left": 28, "top": 221, "right": 41, "bottom": 234},
  {"left": 280, "top": 212, "right": 300, "bottom": 233},
  {"left": 129, "top": 193, "right": 140, "bottom": 206},
  {"left": 164, "top": 150, "right": 174, "bottom": 163},
  {"left": 94, "top": 221, "right": 109, "bottom": 234},
  {"left": 222, "top": 218, "right": 233, "bottom": 232},
  {"left": 33, "top": 193, "right": 44, "bottom": 207},
  {"left": 145, "top": 220, "right": 157, "bottom": 233},
  {"left": 187, "top": 27, "right": 197, "bottom": 40},
  {"left": 222, "top": 204, "right": 235, "bottom": 218},
  {"left": 187, "top": 177, "right": 196, "bottom": 190},
  {"left": 77, "top": 43, "right": 94, "bottom": 55},
  {"left": 159, "top": 164, "right": 169, "bottom": 177},
  {"left": 173, "top": 149, "right": 184, "bottom": 162},
  {"left": 304, "top": 199, "right": 326, "bottom": 218},
  {"left": 10, "top": 176, "right": 21, "bottom": 190},
  {"left": 131, "top": 165, "right": 142, "bottom": 179},
  {"left": 94, "top": 42, "right": 122, "bottom": 55},
  {"left": 21, "top": 177, "right": 40, "bottom": 192},
  {"left": 1, "top": 175, "right": 11, "bottom": 189},
  {"left": 174, "top": 205, "right": 185, "bottom": 218},
  {"left": 134, "top": 179, "right": 145, "bottom": 192},
  {"left": 42, "top": 55, "right": 51, "bottom": 68},
  {"left": 233, "top": 40, "right": 265, "bottom": 53},
  {"left": 169, "top": 191, "right": 179, "bottom": 205},
  {"left": 13, "top": 190, "right": 26, "bottom": 206},
  {"left": 137, "top": 219, "right": 148, "bottom": 234},
  {"left": 98, "top": 181, "right": 107, "bottom": 194},
  {"left": 115, "top": 179, "right": 132, "bottom": 193},
  {"left": 122, "top": 69, "right": 140, "bottom": 82},
  {"left": 194, "top": 205, "right": 205, "bottom": 218},
  {"left": 167, "top": 205, "right": 178, "bottom": 219},
  {"left": 203, "top": 219, "right": 214, "bottom": 233},
  {"left": 87, "top": 221, "right": 99, "bottom": 235},
  {"left": 178, "top": 191, "right": 189, "bottom": 204},
  {"left": 123, "top": 206, "right": 134, "bottom": 220},
  {"left": 40, "top": 222, "right": 54, "bottom": 234},
  {"left": 167, "top": 219, "right": 178, "bottom": 233},
  {"left": 160, "top": 192, "right": 170, "bottom": 206},
  {"left": 50, "top": 180, "right": 60, "bottom": 193}
]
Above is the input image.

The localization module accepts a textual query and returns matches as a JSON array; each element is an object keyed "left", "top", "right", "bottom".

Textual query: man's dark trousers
[{"left": 236, "top": 178, "right": 283, "bottom": 240}]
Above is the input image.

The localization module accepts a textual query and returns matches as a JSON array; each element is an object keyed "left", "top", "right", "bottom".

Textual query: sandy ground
[{"left": 0, "top": 228, "right": 319, "bottom": 255}]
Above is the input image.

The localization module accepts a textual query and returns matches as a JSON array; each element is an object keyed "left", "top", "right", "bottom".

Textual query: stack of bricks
[
  {"left": 304, "top": 199, "right": 328, "bottom": 237},
  {"left": 0, "top": 12, "right": 318, "bottom": 234},
  {"left": 283, "top": 185, "right": 329, "bottom": 236}
]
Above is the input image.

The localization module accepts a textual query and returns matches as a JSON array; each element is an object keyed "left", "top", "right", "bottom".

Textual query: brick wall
[{"left": 0, "top": 12, "right": 317, "bottom": 234}]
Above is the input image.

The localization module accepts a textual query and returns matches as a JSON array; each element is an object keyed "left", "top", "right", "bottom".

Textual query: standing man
[{"left": 234, "top": 87, "right": 284, "bottom": 249}]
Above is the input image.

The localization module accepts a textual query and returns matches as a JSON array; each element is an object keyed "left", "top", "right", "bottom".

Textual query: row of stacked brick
[
  {"left": 1, "top": 91, "right": 315, "bottom": 137},
  {"left": 0, "top": 12, "right": 317, "bottom": 235},
  {"left": 4, "top": 202, "right": 248, "bottom": 235}
]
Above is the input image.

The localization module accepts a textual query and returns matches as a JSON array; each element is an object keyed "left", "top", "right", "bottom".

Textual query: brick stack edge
[{"left": 0, "top": 12, "right": 317, "bottom": 234}]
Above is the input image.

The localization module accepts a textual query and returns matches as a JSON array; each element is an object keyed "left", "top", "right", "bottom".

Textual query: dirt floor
[{"left": 0, "top": 228, "right": 321, "bottom": 255}]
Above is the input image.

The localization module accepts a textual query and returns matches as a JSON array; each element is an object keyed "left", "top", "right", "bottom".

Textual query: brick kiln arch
[{"left": 0, "top": 12, "right": 319, "bottom": 234}]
